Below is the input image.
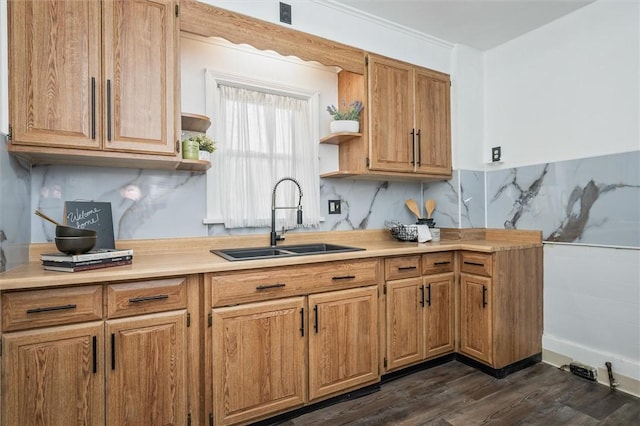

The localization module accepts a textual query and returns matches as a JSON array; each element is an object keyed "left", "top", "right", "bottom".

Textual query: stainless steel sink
[{"left": 211, "top": 243, "right": 364, "bottom": 261}]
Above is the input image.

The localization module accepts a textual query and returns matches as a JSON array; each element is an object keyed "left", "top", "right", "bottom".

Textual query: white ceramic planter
[
  {"left": 198, "top": 151, "right": 211, "bottom": 161},
  {"left": 330, "top": 120, "right": 359, "bottom": 133}
]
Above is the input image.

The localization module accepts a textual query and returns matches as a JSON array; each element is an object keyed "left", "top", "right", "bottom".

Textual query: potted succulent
[
  {"left": 182, "top": 133, "right": 216, "bottom": 161},
  {"left": 326, "top": 100, "right": 364, "bottom": 133}
]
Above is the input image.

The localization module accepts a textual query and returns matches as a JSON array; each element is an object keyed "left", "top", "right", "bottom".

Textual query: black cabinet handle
[
  {"left": 398, "top": 266, "right": 417, "bottom": 271},
  {"left": 256, "top": 283, "right": 286, "bottom": 290},
  {"left": 416, "top": 129, "right": 422, "bottom": 166},
  {"left": 434, "top": 261, "right": 451, "bottom": 266},
  {"left": 300, "top": 308, "right": 305, "bottom": 337},
  {"left": 111, "top": 333, "right": 116, "bottom": 370},
  {"left": 420, "top": 284, "right": 425, "bottom": 308},
  {"left": 26, "top": 304, "right": 77, "bottom": 314},
  {"left": 90, "top": 77, "right": 96, "bottom": 139},
  {"left": 482, "top": 285, "right": 488, "bottom": 308},
  {"left": 426, "top": 284, "right": 432, "bottom": 306},
  {"left": 331, "top": 275, "right": 355, "bottom": 281},
  {"left": 92, "top": 335, "right": 97, "bottom": 374},
  {"left": 464, "top": 261, "right": 485, "bottom": 267},
  {"left": 313, "top": 305, "right": 319, "bottom": 333},
  {"left": 410, "top": 128, "right": 416, "bottom": 165},
  {"left": 128, "top": 294, "right": 169, "bottom": 304},
  {"left": 106, "top": 79, "right": 112, "bottom": 141}
]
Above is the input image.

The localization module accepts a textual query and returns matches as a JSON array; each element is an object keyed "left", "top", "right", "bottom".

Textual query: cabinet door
[
  {"left": 385, "top": 278, "right": 423, "bottom": 371},
  {"left": 367, "top": 55, "right": 414, "bottom": 173},
  {"left": 308, "top": 286, "right": 378, "bottom": 401},
  {"left": 9, "top": 0, "right": 102, "bottom": 149},
  {"left": 102, "top": 0, "right": 177, "bottom": 155},
  {"left": 212, "top": 298, "right": 306, "bottom": 426},
  {"left": 1, "top": 322, "right": 104, "bottom": 426},
  {"left": 414, "top": 69, "right": 451, "bottom": 175},
  {"left": 106, "top": 311, "right": 187, "bottom": 426},
  {"left": 460, "top": 274, "right": 493, "bottom": 364},
  {"left": 424, "top": 273, "right": 455, "bottom": 359}
]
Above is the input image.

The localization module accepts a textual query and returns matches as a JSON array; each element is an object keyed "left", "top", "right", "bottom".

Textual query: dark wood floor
[{"left": 278, "top": 361, "right": 640, "bottom": 425}]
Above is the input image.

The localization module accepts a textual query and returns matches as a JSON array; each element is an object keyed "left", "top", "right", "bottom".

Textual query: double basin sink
[{"left": 211, "top": 243, "right": 364, "bottom": 261}]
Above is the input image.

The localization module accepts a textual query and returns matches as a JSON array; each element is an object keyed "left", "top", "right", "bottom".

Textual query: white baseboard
[{"left": 543, "top": 348, "right": 640, "bottom": 398}]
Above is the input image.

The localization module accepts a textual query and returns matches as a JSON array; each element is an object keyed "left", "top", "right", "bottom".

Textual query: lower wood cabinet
[
  {"left": 2, "top": 322, "right": 105, "bottom": 426},
  {"left": 211, "top": 297, "right": 306, "bottom": 426},
  {"left": 458, "top": 248, "right": 543, "bottom": 370},
  {"left": 384, "top": 254, "right": 455, "bottom": 372},
  {"left": 459, "top": 273, "right": 493, "bottom": 364},
  {"left": 211, "top": 286, "right": 379, "bottom": 425},
  {"left": 308, "top": 287, "right": 379, "bottom": 401},
  {"left": 106, "top": 311, "right": 187, "bottom": 426},
  {"left": 1, "top": 277, "right": 191, "bottom": 426},
  {"left": 385, "top": 273, "right": 454, "bottom": 371}
]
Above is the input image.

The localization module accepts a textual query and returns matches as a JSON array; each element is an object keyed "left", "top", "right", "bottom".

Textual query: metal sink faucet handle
[{"left": 270, "top": 177, "right": 303, "bottom": 246}]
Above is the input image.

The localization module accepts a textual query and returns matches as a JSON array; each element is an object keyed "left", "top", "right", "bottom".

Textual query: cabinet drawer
[
  {"left": 422, "top": 252, "right": 454, "bottom": 275},
  {"left": 106, "top": 278, "right": 187, "bottom": 319},
  {"left": 460, "top": 252, "right": 493, "bottom": 277},
  {"left": 2, "top": 285, "right": 103, "bottom": 332},
  {"left": 385, "top": 256, "right": 421, "bottom": 280},
  {"left": 211, "top": 259, "right": 381, "bottom": 306}
]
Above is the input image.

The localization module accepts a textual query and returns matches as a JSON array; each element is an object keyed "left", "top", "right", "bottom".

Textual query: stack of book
[{"left": 41, "top": 248, "right": 134, "bottom": 272}]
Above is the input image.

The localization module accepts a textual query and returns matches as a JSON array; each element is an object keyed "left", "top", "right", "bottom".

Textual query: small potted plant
[
  {"left": 182, "top": 133, "right": 216, "bottom": 161},
  {"left": 326, "top": 100, "right": 364, "bottom": 133}
]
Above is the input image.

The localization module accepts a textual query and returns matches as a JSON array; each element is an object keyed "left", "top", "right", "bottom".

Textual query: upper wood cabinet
[
  {"left": 368, "top": 54, "right": 451, "bottom": 177},
  {"left": 8, "top": 0, "right": 180, "bottom": 167}
]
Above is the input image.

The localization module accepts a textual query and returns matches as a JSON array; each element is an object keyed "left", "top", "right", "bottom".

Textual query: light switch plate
[{"left": 328, "top": 200, "right": 341, "bottom": 214}]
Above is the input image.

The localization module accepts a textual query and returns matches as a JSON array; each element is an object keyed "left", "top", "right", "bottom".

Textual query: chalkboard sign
[{"left": 64, "top": 201, "right": 116, "bottom": 249}]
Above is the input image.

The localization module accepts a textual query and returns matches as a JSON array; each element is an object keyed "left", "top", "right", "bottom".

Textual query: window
[{"left": 206, "top": 71, "right": 320, "bottom": 229}]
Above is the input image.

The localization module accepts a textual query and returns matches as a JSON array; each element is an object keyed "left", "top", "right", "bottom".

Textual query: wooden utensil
[
  {"left": 405, "top": 199, "right": 422, "bottom": 220},
  {"left": 425, "top": 199, "right": 436, "bottom": 219},
  {"left": 34, "top": 209, "right": 63, "bottom": 226}
]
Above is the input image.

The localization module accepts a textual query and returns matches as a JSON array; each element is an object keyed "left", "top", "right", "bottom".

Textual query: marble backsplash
[
  {"left": 0, "top": 149, "right": 635, "bottom": 273},
  {"left": 487, "top": 151, "right": 640, "bottom": 247}
]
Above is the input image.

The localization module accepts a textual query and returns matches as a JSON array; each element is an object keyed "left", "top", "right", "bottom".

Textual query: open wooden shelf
[
  {"left": 176, "top": 159, "right": 211, "bottom": 172},
  {"left": 319, "top": 132, "right": 362, "bottom": 145},
  {"left": 181, "top": 113, "right": 211, "bottom": 133}
]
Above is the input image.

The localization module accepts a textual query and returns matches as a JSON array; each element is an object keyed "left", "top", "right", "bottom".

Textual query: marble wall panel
[
  {"left": 422, "top": 172, "right": 460, "bottom": 228},
  {"left": 459, "top": 170, "right": 486, "bottom": 228},
  {"left": 31, "top": 165, "right": 208, "bottom": 242},
  {"left": 207, "top": 179, "right": 423, "bottom": 237},
  {"left": 0, "top": 135, "right": 30, "bottom": 271},
  {"left": 487, "top": 151, "right": 640, "bottom": 247}
]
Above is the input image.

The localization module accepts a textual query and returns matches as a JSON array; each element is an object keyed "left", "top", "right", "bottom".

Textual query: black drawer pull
[
  {"left": 26, "top": 304, "right": 77, "bottom": 314},
  {"left": 256, "top": 283, "right": 286, "bottom": 290},
  {"left": 128, "top": 295, "right": 169, "bottom": 303},
  {"left": 398, "top": 266, "right": 417, "bottom": 271},
  {"left": 464, "top": 261, "right": 485, "bottom": 267},
  {"left": 433, "top": 261, "right": 451, "bottom": 266},
  {"left": 332, "top": 275, "right": 355, "bottom": 281}
]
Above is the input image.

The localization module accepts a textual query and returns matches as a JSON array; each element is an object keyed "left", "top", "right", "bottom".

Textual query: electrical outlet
[
  {"left": 279, "top": 2, "right": 292, "bottom": 25},
  {"left": 491, "top": 146, "right": 501, "bottom": 162},
  {"left": 328, "top": 200, "right": 341, "bottom": 214}
]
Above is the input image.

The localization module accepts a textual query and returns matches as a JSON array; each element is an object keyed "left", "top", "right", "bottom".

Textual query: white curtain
[{"left": 217, "top": 84, "right": 320, "bottom": 229}]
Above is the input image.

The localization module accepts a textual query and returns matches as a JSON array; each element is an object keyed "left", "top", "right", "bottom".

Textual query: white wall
[
  {"left": 484, "top": 0, "right": 639, "bottom": 169},
  {"left": 485, "top": 0, "right": 640, "bottom": 388},
  {"left": 452, "top": 45, "right": 485, "bottom": 170},
  {"left": 200, "top": 0, "right": 453, "bottom": 74},
  {"left": 544, "top": 244, "right": 640, "bottom": 386}
]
